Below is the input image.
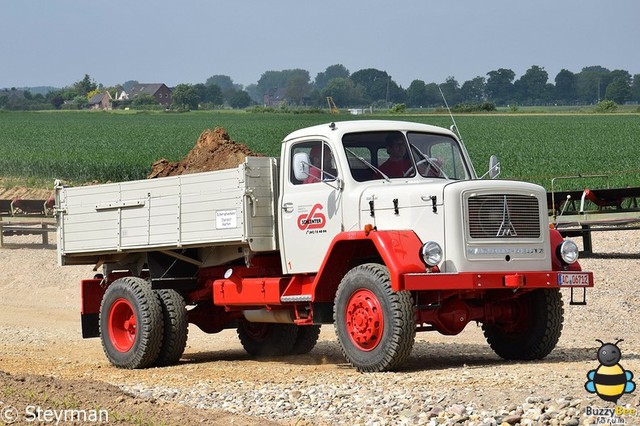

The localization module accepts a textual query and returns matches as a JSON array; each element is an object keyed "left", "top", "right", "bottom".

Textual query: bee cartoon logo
[{"left": 585, "top": 339, "right": 636, "bottom": 403}]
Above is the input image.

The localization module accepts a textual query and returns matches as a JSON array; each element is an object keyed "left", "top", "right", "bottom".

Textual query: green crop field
[{"left": 0, "top": 110, "right": 639, "bottom": 191}]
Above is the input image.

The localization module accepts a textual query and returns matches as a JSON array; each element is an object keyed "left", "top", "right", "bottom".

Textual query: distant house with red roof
[
  {"left": 125, "top": 83, "right": 172, "bottom": 105},
  {"left": 88, "top": 92, "right": 112, "bottom": 110}
]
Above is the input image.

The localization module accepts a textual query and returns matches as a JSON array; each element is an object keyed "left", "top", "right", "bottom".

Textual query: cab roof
[{"left": 282, "top": 120, "right": 456, "bottom": 143}]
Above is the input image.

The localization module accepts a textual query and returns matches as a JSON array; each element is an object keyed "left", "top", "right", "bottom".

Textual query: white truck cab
[{"left": 278, "top": 120, "right": 547, "bottom": 275}]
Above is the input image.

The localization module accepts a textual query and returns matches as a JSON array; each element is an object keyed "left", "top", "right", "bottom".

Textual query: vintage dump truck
[{"left": 56, "top": 120, "right": 594, "bottom": 372}]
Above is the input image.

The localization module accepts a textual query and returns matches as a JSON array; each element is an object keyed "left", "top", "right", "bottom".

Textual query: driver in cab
[{"left": 378, "top": 132, "right": 412, "bottom": 178}]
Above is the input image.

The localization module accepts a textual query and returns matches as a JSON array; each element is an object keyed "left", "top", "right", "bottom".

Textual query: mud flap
[
  {"left": 81, "top": 279, "right": 105, "bottom": 338},
  {"left": 81, "top": 313, "right": 100, "bottom": 338}
]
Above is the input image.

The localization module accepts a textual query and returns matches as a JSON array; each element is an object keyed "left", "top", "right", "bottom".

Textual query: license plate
[{"left": 558, "top": 273, "right": 590, "bottom": 286}]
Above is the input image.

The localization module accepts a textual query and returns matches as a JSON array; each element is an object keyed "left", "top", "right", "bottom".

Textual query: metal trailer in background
[
  {"left": 547, "top": 175, "right": 640, "bottom": 254},
  {"left": 0, "top": 198, "right": 55, "bottom": 246}
]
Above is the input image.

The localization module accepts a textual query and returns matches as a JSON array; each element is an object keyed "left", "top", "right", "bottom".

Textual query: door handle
[{"left": 282, "top": 202, "right": 294, "bottom": 213}]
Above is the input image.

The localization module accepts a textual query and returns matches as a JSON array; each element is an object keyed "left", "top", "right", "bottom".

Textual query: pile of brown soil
[
  {"left": 0, "top": 127, "right": 260, "bottom": 201},
  {"left": 148, "top": 127, "right": 263, "bottom": 178}
]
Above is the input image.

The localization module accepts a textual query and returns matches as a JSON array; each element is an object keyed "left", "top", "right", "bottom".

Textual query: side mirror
[
  {"left": 489, "top": 155, "right": 501, "bottom": 179},
  {"left": 293, "top": 152, "right": 310, "bottom": 181}
]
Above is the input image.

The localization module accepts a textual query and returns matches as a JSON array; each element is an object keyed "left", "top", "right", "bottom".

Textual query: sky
[{"left": 1, "top": 0, "right": 639, "bottom": 90}]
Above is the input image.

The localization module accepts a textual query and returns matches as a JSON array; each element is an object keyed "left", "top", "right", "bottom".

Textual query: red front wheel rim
[
  {"left": 108, "top": 298, "right": 137, "bottom": 352},
  {"left": 345, "top": 289, "right": 384, "bottom": 351}
]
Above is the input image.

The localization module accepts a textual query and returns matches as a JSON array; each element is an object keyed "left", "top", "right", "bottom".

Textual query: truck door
[{"left": 279, "top": 140, "right": 343, "bottom": 274}]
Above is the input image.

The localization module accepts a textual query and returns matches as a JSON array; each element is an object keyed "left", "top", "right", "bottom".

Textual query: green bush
[
  {"left": 60, "top": 103, "right": 80, "bottom": 110},
  {"left": 594, "top": 100, "right": 618, "bottom": 113},
  {"left": 292, "top": 108, "right": 326, "bottom": 114},
  {"left": 249, "top": 106, "right": 277, "bottom": 113},
  {"left": 390, "top": 103, "right": 407, "bottom": 113},
  {"left": 131, "top": 104, "right": 166, "bottom": 111},
  {"left": 164, "top": 106, "right": 190, "bottom": 113},
  {"left": 452, "top": 102, "right": 497, "bottom": 113}
]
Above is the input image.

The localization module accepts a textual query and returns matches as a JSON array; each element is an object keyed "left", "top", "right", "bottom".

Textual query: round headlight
[
  {"left": 559, "top": 240, "right": 579, "bottom": 264},
  {"left": 421, "top": 241, "right": 443, "bottom": 267}
]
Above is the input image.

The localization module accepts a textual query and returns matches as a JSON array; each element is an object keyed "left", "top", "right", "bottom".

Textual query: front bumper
[{"left": 402, "top": 270, "right": 594, "bottom": 291}]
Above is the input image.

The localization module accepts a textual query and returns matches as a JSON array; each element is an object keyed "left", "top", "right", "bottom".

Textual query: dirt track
[{"left": 1, "top": 231, "right": 639, "bottom": 425}]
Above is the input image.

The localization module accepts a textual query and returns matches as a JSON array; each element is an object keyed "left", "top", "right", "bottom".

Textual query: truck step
[{"left": 280, "top": 294, "right": 312, "bottom": 303}]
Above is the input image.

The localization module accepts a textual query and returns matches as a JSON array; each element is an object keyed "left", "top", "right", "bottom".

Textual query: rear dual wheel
[
  {"left": 237, "top": 322, "right": 322, "bottom": 357},
  {"left": 237, "top": 321, "right": 298, "bottom": 357},
  {"left": 100, "top": 277, "right": 163, "bottom": 369},
  {"left": 292, "top": 325, "right": 321, "bottom": 354},
  {"left": 155, "top": 289, "right": 189, "bottom": 366},
  {"left": 100, "top": 277, "right": 187, "bottom": 369}
]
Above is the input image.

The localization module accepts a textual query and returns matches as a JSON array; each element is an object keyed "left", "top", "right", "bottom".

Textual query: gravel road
[{"left": 0, "top": 230, "right": 639, "bottom": 425}]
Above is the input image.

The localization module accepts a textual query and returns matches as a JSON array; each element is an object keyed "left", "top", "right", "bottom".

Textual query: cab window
[
  {"left": 342, "top": 130, "right": 470, "bottom": 181},
  {"left": 290, "top": 141, "right": 337, "bottom": 185},
  {"left": 406, "top": 132, "right": 470, "bottom": 180}
]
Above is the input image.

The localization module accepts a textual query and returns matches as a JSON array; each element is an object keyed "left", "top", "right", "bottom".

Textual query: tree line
[{"left": 2, "top": 64, "right": 639, "bottom": 111}]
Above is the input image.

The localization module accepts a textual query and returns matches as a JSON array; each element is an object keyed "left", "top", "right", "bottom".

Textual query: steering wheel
[{"left": 403, "top": 158, "right": 436, "bottom": 178}]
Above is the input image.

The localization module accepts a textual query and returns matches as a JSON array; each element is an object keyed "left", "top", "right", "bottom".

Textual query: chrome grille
[{"left": 467, "top": 194, "right": 540, "bottom": 238}]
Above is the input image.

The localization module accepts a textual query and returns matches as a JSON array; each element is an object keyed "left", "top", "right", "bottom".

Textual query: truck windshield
[{"left": 342, "top": 131, "right": 471, "bottom": 182}]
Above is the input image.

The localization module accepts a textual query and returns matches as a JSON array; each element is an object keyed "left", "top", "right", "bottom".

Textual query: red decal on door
[{"left": 297, "top": 203, "right": 326, "bottom": 230}]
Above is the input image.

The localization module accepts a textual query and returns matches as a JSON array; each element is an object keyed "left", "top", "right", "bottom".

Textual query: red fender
[
  {"left": 549, "top": 228, "right": 582, "bottom": 271},
  {"left": 311, "top": 228, "right": 582, "bottom": 302},
  {"left": 312, "top": 229, "right": 426, "bottom": 301}
]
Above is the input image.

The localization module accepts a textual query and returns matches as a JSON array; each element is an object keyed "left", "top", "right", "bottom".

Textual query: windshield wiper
[{"left": 345, "top": 148, "right": 391, "bottom": 182}]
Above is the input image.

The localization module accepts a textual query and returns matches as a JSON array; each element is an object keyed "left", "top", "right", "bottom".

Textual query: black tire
[
  {"left": 237, "top": 321, "right": 298, "bottom": 357},
  {"left": 154, "top": 289, "right": 188, "bottom": 366},
  {"left": 333, "top": 263, "right": 416, "bottom": 372},
  {"left": 482, "top": 288, "right": 564, "bottom": 360},
  {"left": 99, "top": 277, "right": 164, "bottom": 369},
  {"left": 291, "top": 325, "right": 321, "bottom": 355}
]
